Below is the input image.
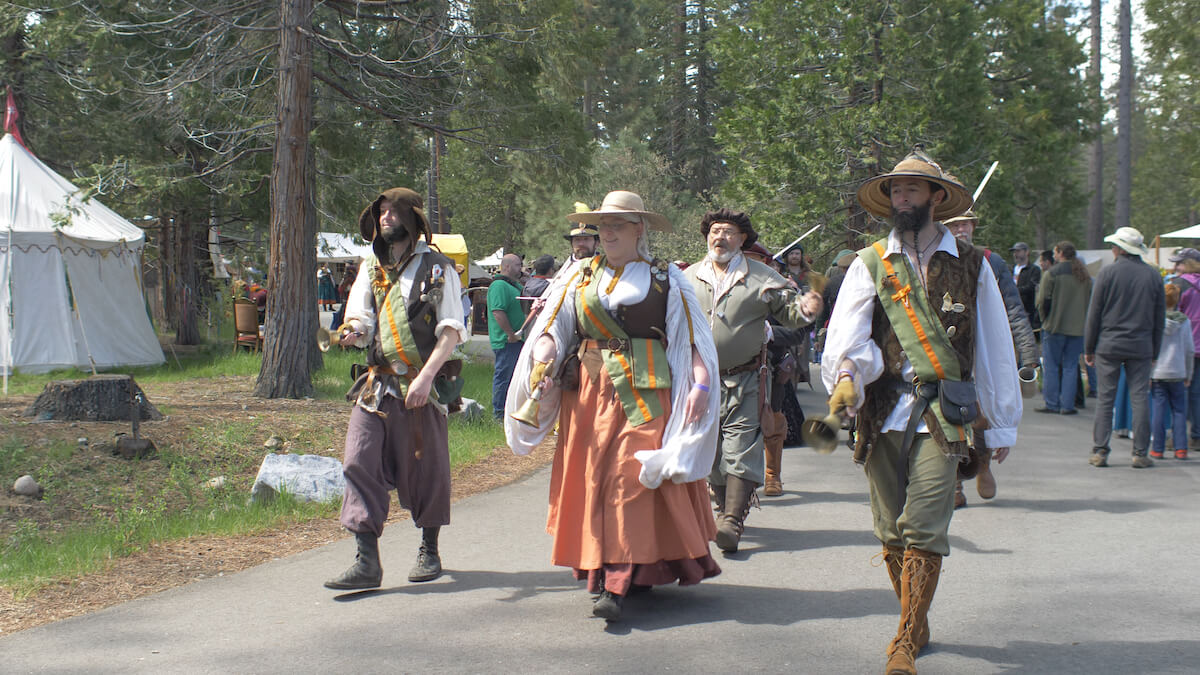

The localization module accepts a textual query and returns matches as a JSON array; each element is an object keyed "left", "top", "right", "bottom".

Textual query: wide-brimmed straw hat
[
  {"left": 857, "top": 150, "right": 973, "bottom": 221},
  {"left": 1104, "top": 226, "right": 1150, "bottom": 257},
  {"left": 567, "top": 190, "right": 673, "bottom": 232},
  {"left": 943, "top": 209, "right": 979, "bottom": 227}
]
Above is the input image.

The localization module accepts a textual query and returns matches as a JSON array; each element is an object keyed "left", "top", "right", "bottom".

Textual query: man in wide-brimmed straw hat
[
  {"left": 324, "top": 186, "right": 467, "bottom": 591},
  {"left": 1084, "top": 226, "right": 1166, "bottom": 470},
  {"left": 686, "top": 207, "right": 823, "bottom": 552},
  {"left": 822, "top": 149, "right": 1021, "bottom": 675},
  {"left": 943, "top": 210, "right": 1039, "bottom": 509}
]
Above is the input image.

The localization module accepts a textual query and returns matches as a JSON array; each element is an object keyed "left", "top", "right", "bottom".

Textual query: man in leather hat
[
  {"left": 324, "top": 187, "right": 467, "bottom": 590},
  {"left": 821, "top": 150, "right": 1021, "bottom": 675},
  {"left": 685, "top": 208, "right": 822, "bottom": 553}
]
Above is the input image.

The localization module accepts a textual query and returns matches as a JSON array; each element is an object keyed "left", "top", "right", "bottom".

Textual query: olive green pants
[
  {"left": 709, "top": 369, "right": 765, "bottom": 486},
  {"left": 864, "top": 430, "right": 958, "bottom": 556}
]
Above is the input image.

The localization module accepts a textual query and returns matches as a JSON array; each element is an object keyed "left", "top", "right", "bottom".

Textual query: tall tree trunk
[
  {"left": 256, "top": 0, "right": 318, "bottom": 399},
  {"left": 1115, "top": 0, "right": 1133, "bottom": 230},
  {"left": 171, "top": 210, "right": 203, "bottom": 346},
  {"left": 1086, "top": 0, "right": 1103, "bottom": 247}
]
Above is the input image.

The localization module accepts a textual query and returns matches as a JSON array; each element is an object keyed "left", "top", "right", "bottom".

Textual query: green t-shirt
[{"left": 487, "top": 275, "right": 526, "bottom": 350}]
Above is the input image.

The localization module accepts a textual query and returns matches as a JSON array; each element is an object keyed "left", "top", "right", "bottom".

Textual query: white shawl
[{"left": 504, "top": 263, "right": 720, "bottom": 489}]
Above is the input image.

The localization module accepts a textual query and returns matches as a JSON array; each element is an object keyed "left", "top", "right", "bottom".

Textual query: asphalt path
[{"left": 3, "top": 369, "right": 1200, "bottom": 674}]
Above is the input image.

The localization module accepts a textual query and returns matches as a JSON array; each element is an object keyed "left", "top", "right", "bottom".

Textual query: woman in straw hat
[{"left": 505, "top": 190, "right": 722, "bottom": 621}]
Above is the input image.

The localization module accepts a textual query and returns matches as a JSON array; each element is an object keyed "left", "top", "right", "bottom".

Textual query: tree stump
[{"left": 24, "top": 375, "right": 163, "bottom": 422}]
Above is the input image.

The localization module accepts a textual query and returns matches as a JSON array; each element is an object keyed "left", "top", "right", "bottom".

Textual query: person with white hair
[{"left": 505, "top": 190, "right": 723, "bottom": 622}]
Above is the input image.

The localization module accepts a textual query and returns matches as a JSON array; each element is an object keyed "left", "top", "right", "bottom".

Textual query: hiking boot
[
  {"left": 1176, "top": 449, "right": 1189, "bottom": 460},
  {"left": 715, "top": 476, "right": 754, "bottom": 553},
  {"left": 1089, "top": 449, "right": 1109, "bottom": 468},
  {"left": 1131, "top": 455, "right": 1154, "bottom": 469},
  {"left": 1149, "top": 450, "right": 1164, "bottom": 459},
  {"left": 324, "top": 532, "right": 382, "bottom": 590},
  {"left": 408, "top": 544, "right": 442, "bottom": 582},
  {"left": 592, "top": 590, "right": 623, "bottom": 621}
]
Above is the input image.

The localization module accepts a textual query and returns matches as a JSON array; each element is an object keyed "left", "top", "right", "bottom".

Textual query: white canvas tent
[
  {"left": 1160, "top": 224, "right": 1200, "bottom": 239},
  {"left": 0, "top": 134, "right": 164, "bottom": 380},
  {"left": 316, "top": 231, "right": 371, "bottom": 263}
]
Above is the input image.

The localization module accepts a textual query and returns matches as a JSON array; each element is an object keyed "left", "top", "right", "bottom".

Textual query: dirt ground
[{"left": 0, "top": 376, "right": 553, "bottom": 636}]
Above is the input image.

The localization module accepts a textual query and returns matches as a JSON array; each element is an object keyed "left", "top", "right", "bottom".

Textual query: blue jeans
[
  {"left": 1189, "top": 357, "right": 1200, "bottom": 443},
  {"left": 1151, "top": 380, "right": 1188, "bottom": 453},
  {"left": 1042, "top": 332, "right": 1083, "bottom": 411},
  {"left": 492, "top": 342, "right": 523, "bottom": 419}
]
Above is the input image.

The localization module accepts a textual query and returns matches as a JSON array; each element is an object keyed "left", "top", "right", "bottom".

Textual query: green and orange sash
[
  {"left": 575, "top": 256, "right": 672, "bottom": 426},
  {"left": 858, "top": 240, "right": 967, "bottom": 442},
  {"left": 366, "top": 254, "right": 428, "bottom": 401}
]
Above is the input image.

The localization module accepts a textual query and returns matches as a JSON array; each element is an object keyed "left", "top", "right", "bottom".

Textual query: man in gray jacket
[{"left": 1084, "top": 227, "right": 1166, "bottom": 468}]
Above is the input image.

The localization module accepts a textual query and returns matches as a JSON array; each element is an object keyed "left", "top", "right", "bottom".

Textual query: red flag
[{"left": 5, "top": 87, "right": 28, "bottom": 150}]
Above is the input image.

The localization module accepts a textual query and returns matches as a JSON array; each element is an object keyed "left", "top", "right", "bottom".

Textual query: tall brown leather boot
[
  {"left": 885, "top": 549, "right": 942, "bottom": 675},
  {"left": 882, "top": 546, "right": 928, "bottom": 649},
  {"left": 954, "top": 480, "right": 967, "bottom": 509},
  {"left": 764, "top": 418, "right": 785, "bottom": 496},
  {"left": 975, "top": 449, "right": 996, "bottom": 499},
  {"left": 715, "top": 476, "right": 755, "bottom": 552}
]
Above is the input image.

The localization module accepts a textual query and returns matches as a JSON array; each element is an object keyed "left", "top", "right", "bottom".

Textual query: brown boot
[
  {"left": 975, "top": 449, "right": 996, "bottom": 499},
  {"left": 882, "top": 546, "right": 928, "bottom": 649},
  {"left": 885, "top": 549, "right": 942, "bottom": 675},
  {"left": 954, "top": 480, "right": 967, "bottom": 509},
  {"left": 764, "top": 444, "right": 784, "bottom": 497},
  {"left": 715, "top": 476, "right": 755, "bottom": 552}
]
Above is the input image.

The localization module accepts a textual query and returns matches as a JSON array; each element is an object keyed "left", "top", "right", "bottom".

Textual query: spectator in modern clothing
[
  {"left": 1036, "top": 241, "right": 1092, "bottom": 415},
  {"left": 488, "top": 254, "right": 527, "bottom": 420},
  {"left": 1084, "top": 227, "right": 1166, "bottom": 468},
  {"left": 522, "top": 254, "right": 556, "bottom": 307},
  {"left": 1011, "top": 241, "right": 1041, "bottom": 336},
  {"left": 1167, "top": 247, "right": 1200, "bottom": 452},
  {"left": 1038, "top": 249, "right": 1054, "bottom": 272},
  {"left": 1150, "top": 282, "right": 1194, "bottom": 460}
]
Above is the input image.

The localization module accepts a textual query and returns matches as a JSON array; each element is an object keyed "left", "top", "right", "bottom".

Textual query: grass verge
[{"left": 1, "top": 346, "right": 505, "bottom": 596}]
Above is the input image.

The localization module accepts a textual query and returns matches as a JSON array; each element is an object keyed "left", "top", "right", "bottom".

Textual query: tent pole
[{"left": 3, "top": 225, "right": 12, "bottom": 395}]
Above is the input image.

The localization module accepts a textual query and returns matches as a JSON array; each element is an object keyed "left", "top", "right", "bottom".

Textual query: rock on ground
[{"left": 250, "top": 454, "right": 344, "bottom": 504}]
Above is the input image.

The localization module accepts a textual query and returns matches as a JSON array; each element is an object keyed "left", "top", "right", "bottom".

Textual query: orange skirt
[{"left": 548, "top": 366, "right": 718, "bottom": 583}]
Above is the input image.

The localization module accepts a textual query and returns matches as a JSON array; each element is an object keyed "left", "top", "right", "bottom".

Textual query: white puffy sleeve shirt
[{"left": 820, "top": 228, "right": 1022, "bottom": 449}]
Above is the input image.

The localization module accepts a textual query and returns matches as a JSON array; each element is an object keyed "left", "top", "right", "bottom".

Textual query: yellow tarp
[{"left": 430, "top": 233, "right": 469, "bottom": 287}]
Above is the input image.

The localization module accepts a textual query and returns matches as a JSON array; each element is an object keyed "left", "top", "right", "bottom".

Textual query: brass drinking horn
[
  {"left": 317, "top": 322, "right": 356, "bottom": 352},
  {"left": 510, "top": 359, "right": 555, "bottom": 428},
  {"left": 801, "top": 412, "right": 843, "bottom": 455}
]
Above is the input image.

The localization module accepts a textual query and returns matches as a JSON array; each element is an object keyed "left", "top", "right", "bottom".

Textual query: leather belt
[
  {"left": 582, "top": 337, "right": 631, "bottom": 353},
  {"left": 720, "top": 355, "right": 762, "bottom": 377}
]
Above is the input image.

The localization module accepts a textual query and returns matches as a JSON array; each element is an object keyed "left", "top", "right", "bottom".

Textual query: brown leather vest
[
  {"left": 853, "top": 239, "right": 982, "bottom": 461},
  {"left": 608, "top": 259, "right": 670, "bottom": 340}
]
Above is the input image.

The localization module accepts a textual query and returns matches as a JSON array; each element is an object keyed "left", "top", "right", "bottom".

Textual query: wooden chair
[{"left": 233, "top": 298, "right": 263, "bottom": 353}]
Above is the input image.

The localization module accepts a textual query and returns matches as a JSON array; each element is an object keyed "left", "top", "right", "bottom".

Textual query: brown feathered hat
[{"left": 358, "top": 187, "right": 432, "bottom": 262}]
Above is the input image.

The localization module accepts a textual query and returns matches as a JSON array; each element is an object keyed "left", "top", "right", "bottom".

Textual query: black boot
[
  {"left": 408, "top": 526, "right": 443, "bottom": 582},
  {"left": 715, "top": 476, "right": 754, "bottom": 553},
  {"left": 324, "top": 531, "right": 382, "bottom": 590},
  {"left": 592, "top": 590, "right": 623, "bottom": 621}
]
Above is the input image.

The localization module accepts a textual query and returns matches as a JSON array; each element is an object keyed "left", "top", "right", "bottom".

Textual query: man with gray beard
[{"left": 685, "top": 208, "right": 822, "bottom": 553}]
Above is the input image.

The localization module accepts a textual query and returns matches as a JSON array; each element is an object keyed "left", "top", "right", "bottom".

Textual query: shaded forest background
[{"left": 1, "top": 0, "right": 1196, "bottom": 395}]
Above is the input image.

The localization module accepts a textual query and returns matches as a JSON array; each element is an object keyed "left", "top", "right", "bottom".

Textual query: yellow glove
[
  {"left": 529, "top": 359, "right": 551, "bottom": 392},
  {"left": 828, "top": 377, "right": 858, "bottom": 416}
]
